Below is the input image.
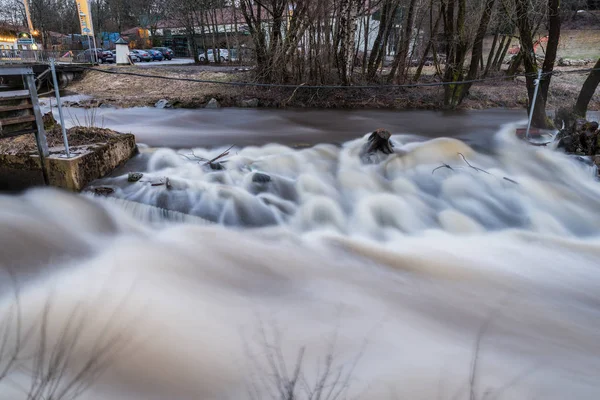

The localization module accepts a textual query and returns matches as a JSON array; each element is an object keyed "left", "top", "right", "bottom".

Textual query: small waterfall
[
  {"left": 0, "top": 123, "right": 598, "bottom": 400},
  {"left": 83, "top": 193, "right": 213, "bottom": 226}
]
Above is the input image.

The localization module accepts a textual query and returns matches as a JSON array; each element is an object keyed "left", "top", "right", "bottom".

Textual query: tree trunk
[
  {"left": 414, "top": 2, "right": 442, "bottom": 81},
  {"left": 574, "top": 57, "right": 600, "bottom": 117},
  {"left": 361, "top": 0, "right": 371, "bottom": 75},
  {"left": 491, "top": 34, "right": 507, "bottom": 70},
  {"left": 442, "top": 0, "right": 470, "bottom": 108},
  {"left": 514, "top": 0, "right": 546, "bottom": 128},
  {"left": 538, "top": 0, "right": 561, "bottom": 116},
  {"left": 388, "top": 0, "right": 417, "bottom": 83},
  {"left": 484, "top": 32, "right": 499, "bottom": 76},
  {"left": 514, "top": 0, "right": 559, "bottom": 129},
  {"left": 456, "top": 0, "right": 497, "bottom": 104},
  {"left": 367, "top": 0, "right": 399, "bottom": 80},
  {"left": 336, "top": 0, "right": 360, "bottom": 84}
]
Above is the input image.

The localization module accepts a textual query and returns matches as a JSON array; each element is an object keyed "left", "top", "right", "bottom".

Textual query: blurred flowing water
[{"left": 1, "top": 108, "right": 600, "bottom": 400}]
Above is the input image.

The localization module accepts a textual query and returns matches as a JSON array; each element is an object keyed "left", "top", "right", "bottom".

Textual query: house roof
[
  {"left": 0, "top": 22, "right": 27, "bottom": 34},
  {"left": 47, "top": 31, "right": 68, "bottom": 38},
  {"left": 157, "top": 6, "right": 249, "bottom": 28},
  {"left": 121, "top": 27, "right": 144, "bottom": 36}
]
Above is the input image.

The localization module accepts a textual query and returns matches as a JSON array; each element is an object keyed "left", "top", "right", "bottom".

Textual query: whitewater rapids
[{"left": 0, "top": 123, "right": 600, "bottom": 400}]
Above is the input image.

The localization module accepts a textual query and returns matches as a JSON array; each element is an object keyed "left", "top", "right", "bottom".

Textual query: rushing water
[{"left": 1, "top": 114, "right": 600, "bottom": 400}]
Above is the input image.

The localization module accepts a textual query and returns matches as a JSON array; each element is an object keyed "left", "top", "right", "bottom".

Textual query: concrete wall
[{"left": 0, "top": 134, "right": 136, "bottom": 192}]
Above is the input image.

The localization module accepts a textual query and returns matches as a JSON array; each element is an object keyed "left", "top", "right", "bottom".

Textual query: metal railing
[{"left": 0, "top": 50, "right": 94, "bottom": 64}]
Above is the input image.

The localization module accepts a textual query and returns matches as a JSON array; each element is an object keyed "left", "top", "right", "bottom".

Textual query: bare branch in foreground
[
  {"left": 432, "top": 163, "right": 455, "bottom": 174},
  {"left": 458, "top": 153, "right": 492, "bottom": 175},
  {"left": 244, "top": 317, "right": 366, "bottom": 400}
]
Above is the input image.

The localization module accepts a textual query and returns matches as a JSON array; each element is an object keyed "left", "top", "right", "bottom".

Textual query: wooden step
[
  {"left": 0, "top": 115, "right": 36, "bottom": 126},
  {"left": 0, "top": 128, "right": 37, "bottom": 138},
  {"left": 0, "top": 90, "right": 30, "bottom": 101},
  {"left": 0, "top": 103, "right": 33, "bottom": 113}
]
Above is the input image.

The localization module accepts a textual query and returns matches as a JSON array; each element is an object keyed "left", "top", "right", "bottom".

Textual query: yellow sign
[{"left": 75, "top": 0, "right": 94, "bottom": 36}]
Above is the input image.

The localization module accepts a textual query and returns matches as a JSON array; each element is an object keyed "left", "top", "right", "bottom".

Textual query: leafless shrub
[
  {"left": 244, "top": 318, "right": 366, "bottom": 400},
  {"left": 67, "top": 106, "right": 105, "bottom": 130},
  {"left": 0, "top": 271, "right": 135, "bottom": 400}
]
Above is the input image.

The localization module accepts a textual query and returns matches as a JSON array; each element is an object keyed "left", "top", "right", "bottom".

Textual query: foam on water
[{"left": 1, "top": 123, "right": 600, "bottom": 400}]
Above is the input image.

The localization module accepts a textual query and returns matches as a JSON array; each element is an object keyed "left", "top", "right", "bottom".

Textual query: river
[
  {"left": 0, "top": 105, "right": 599, "bottom": 400},
  {"left": 42, "top": 97, "right": 528, "bottom": 149}
]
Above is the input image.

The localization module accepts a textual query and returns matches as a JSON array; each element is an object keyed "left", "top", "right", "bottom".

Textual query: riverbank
[{"left": 66, "top": 64, "right": 600, "bottom": 111}]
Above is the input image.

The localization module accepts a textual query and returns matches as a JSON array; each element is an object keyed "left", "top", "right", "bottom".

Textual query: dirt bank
[
  {"left": 0, "top": 125, "right": 128, "bottom": 155},
  {"left": 67, "top": 64, "right": 600, "bottom": 112}
]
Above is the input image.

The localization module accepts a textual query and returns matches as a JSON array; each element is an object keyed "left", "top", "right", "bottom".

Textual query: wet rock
[
  {"left": 594, "top": 155, "right": 600, "bottom": 169},
  {"left": 155, "top": 99, "right": 172, "bottom": 109},
  {"left": 252, "top": 172, "right": 271, "bottom": 183},
  {"left": 240, "top": 98, "right": 259, "bottom": 108},
  {"left": 128, "top": 172, "right": 143, "bottom": 182},
  {"left": 555, "top": 116, "right": 600, "bottom": 157},
  {"left": 92, "top": 187, "right": 114, "bottom": 196},
  {"left": 360, "top": 128, "right": 394, "bottom": 163},
  {"left": 205, "top": 98, "right": 220, "bottom": 109},
  {"left": 209, "top": 162, "right": 224, "bottom": 170}
]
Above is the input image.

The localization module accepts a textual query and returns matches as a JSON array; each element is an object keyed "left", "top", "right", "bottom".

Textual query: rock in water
[
  {"left": 360, "top": 128, "right": 395, "bottom": 163},
  {"left": 205, "top": 98, "right": 220, "bottom": 109},
  {"left": 209, "top": 162, "right": 224, "bottom": 170},
  {"left": 155, "top": 99, "right": 172, "bottom": 109},
  {"left": 252, "top": 172, "right": 271, "bottom": 183},
  {"left": 92, "top": 187, "right": 114, "bottom": 196},
  {"left": 240, "top": 98, "right": 259, "bottom": 108},
  {"left": 128, "top": 172, "right": 143, "bottom": 182}
]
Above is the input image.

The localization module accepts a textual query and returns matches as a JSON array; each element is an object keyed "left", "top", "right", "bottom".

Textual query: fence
[{"left": 0, "top": 49, "right": 94, "bottom": 64}]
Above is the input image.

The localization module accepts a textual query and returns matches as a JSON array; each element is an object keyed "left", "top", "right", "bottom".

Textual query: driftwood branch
[
  {"left": 458, "top": 153, "right": 491, "bottom": 175},
  {"left": 429, "top": 153, "right": 519, "bottom": 185},
  {"left": 204, "top": 145, "right": 235, "bottom": 166},
  {"left": 432, "top": 163, "right": 455, "bottom": 174}
]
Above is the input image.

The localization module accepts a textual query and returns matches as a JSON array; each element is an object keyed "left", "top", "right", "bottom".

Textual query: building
[
  {"left": 154, "top": 7, "right": 252, "bottom": 57},
  {"left": 0, "top": 24, "right": 20, "bottom": 52}
]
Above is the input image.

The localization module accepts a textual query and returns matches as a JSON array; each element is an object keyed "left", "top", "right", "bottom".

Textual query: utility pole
[{"left": 22, "top": 0, "right": 39, "bottom": 50}]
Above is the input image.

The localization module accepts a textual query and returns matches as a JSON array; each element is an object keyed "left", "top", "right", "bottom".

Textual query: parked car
[
  {"left": 198, "top": 48, "right": 230, "bottom": 63},
  {"left": 152, "top": 47, "right": 174, "bottom": 60},
  {"left": 147, "top": 49, "right": 164, "bottom": 61},
  {"left": 111, "top": 49, "right": 140, "bottom": 63},
  {"left": 76, "top": 48, "right": 114, "bottom": 64},
  {"left": 130, "top": 49, "right": 152, "bottom": 62},
  {"left": 101, "top": 50, "right": 115, "bottom": 63}
]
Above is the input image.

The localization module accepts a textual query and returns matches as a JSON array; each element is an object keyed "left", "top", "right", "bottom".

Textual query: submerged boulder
[
  {"left": 252, "top": 172, "right": 271, "bottom": 183},
  {"left": 205, "top": 98, "right": 221, "bottom": 109},
  {"left": 128, "top": 172, "right": 143, "bottom": 182},
  {"left": 240, "top": 98, "right": 259, "bottom": 108},
  {"left": 155, "top": 99, "right": 173, "bottom": 109}
]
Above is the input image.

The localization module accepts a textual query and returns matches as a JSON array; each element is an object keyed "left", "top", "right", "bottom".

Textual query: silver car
[{"left": 198, "top": 49, "right": 230, "bottom": 63}]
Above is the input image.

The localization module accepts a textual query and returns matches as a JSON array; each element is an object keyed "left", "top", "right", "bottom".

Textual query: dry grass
[
  {"left": 68, "top": 65, "right": 249, "bottom": 108},
  {"left": 0, "top": 127, "right": 123, "bottom": 155},
  {"left": 66, "top": 29, "right": 600, "bottom": 112},
  {"left": 558, "top": 29, "right": 600, "bottom": 60}
]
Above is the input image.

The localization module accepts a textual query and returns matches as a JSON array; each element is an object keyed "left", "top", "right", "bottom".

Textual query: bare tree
[
  {"left": 574, "top": 57, "right": 600, "bottom": 117},
  {"left": 513, "top": 0, "right": 560, "bottom": 129}
]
